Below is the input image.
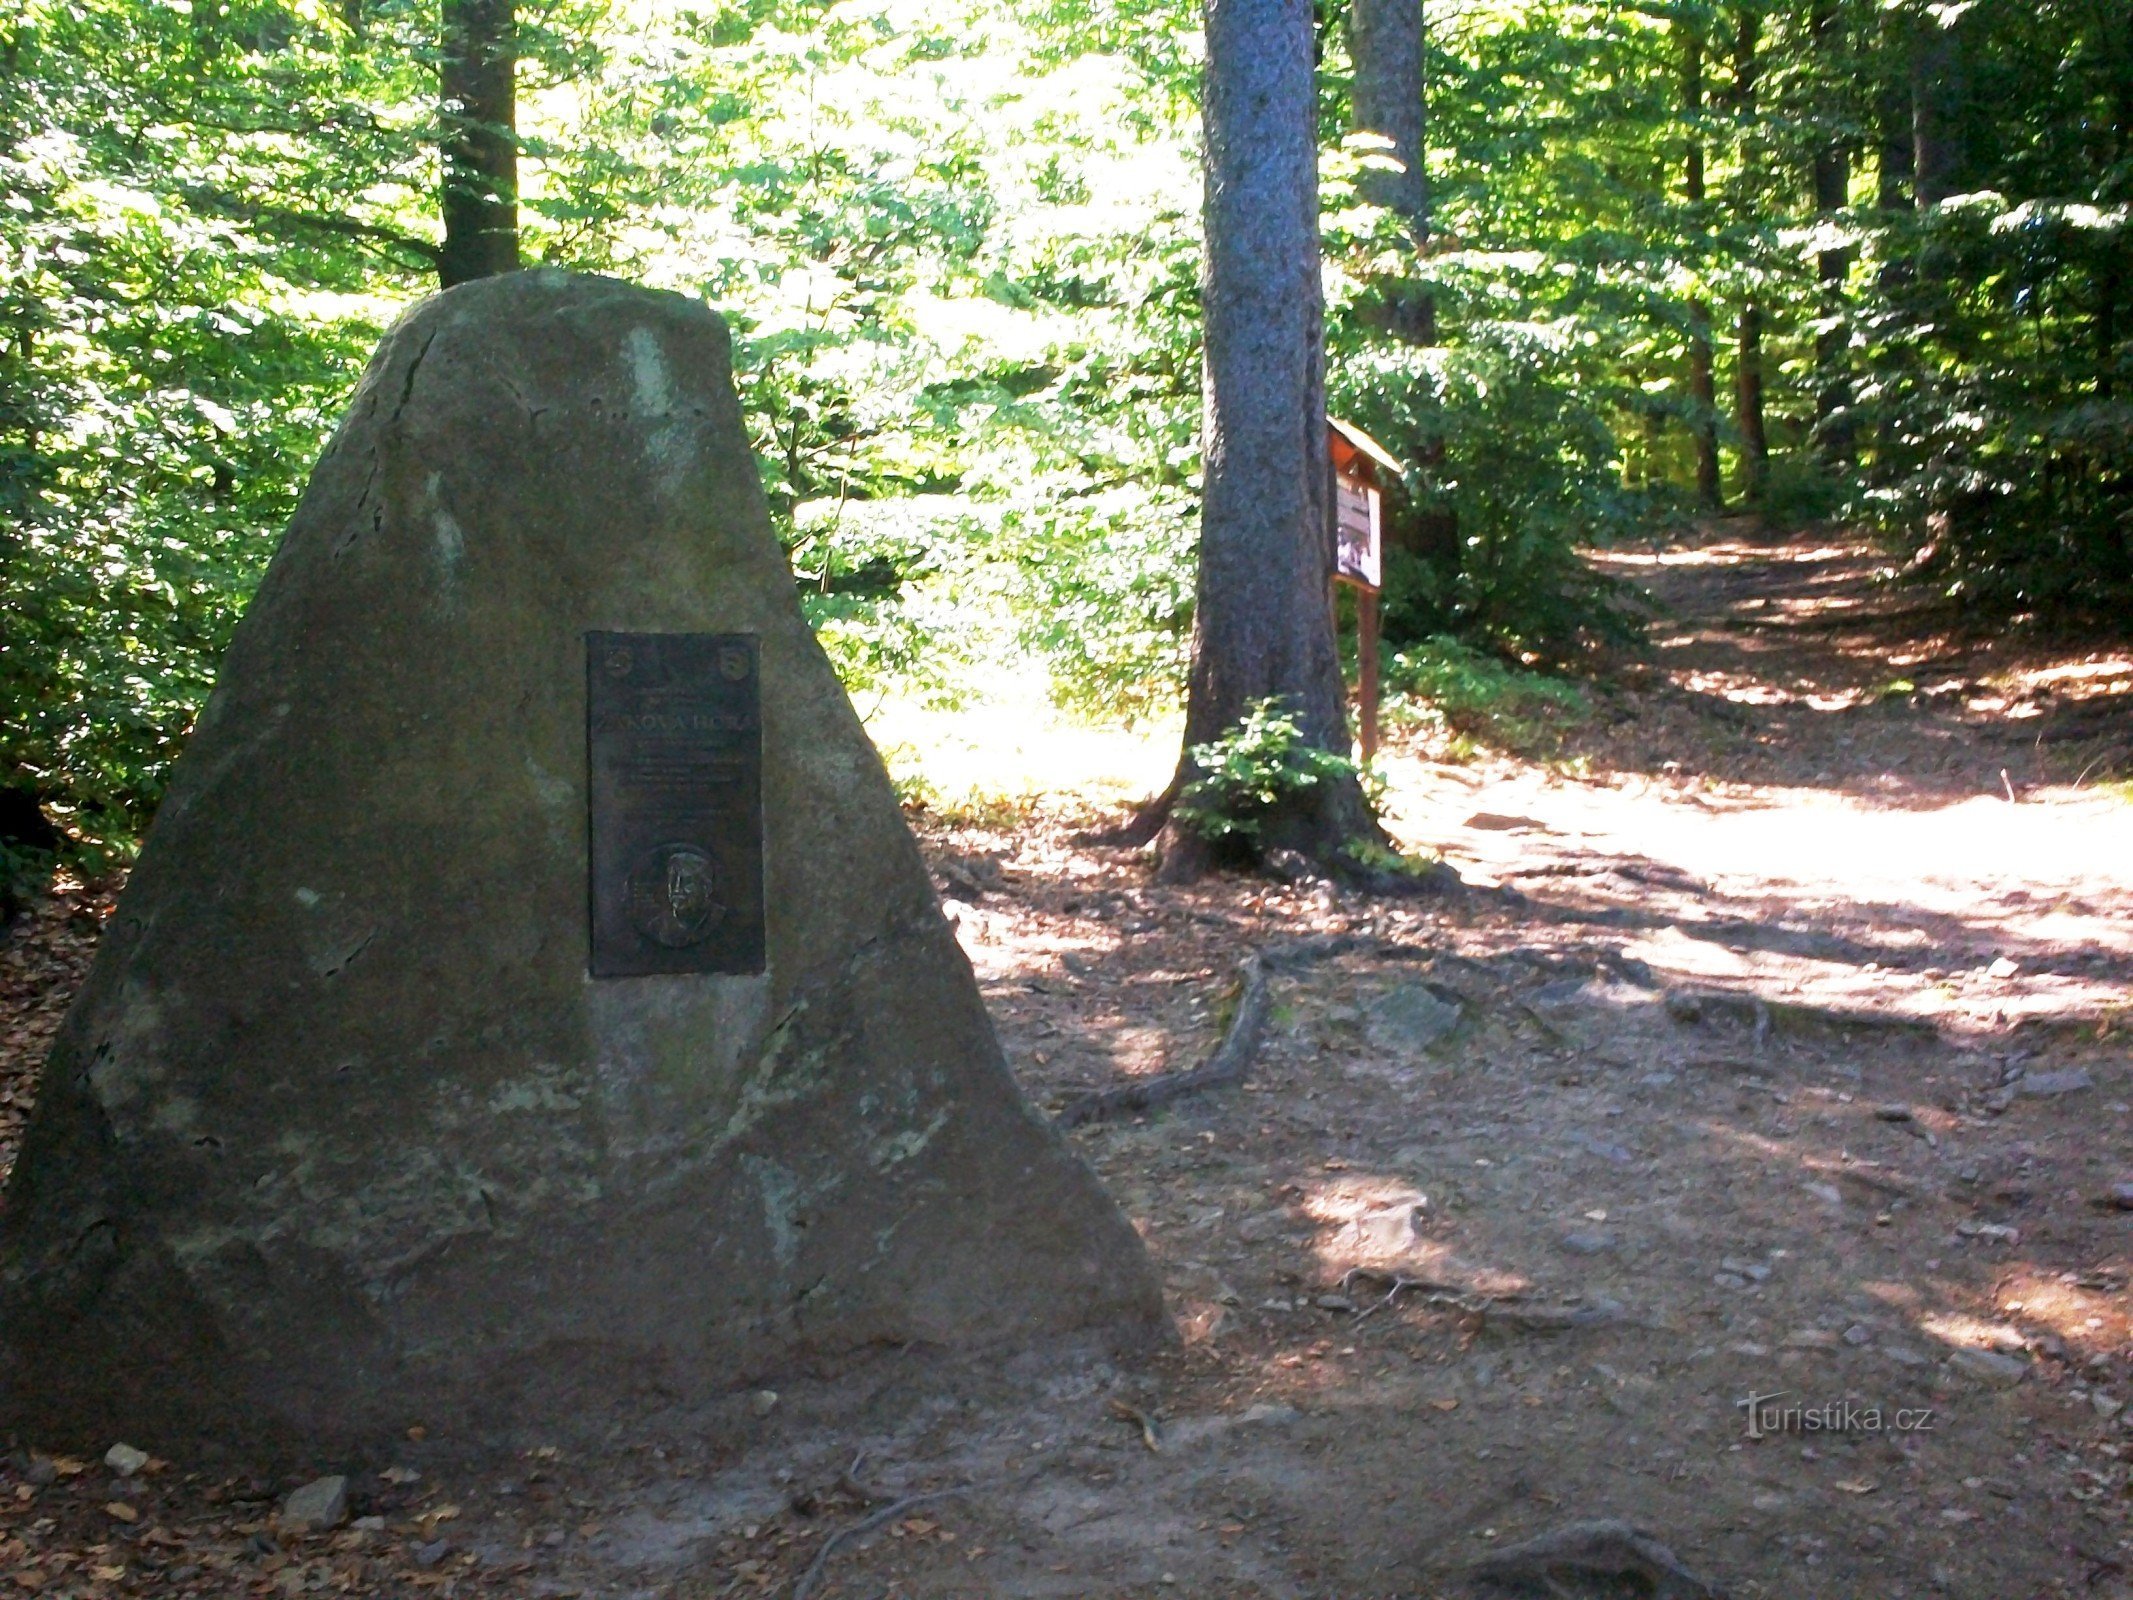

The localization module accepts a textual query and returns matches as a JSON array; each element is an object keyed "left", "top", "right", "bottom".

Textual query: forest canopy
[{"left": 2, "top": 0, "right": 2128, "bottom": 862}]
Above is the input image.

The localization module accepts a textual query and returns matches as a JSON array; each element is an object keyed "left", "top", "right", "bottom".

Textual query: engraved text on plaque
[{"left": 587, "top": 631, "right": 766, "bottom": 977}]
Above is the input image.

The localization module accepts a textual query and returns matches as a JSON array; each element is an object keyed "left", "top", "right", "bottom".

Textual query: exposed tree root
[
  {"left": 1076, "top": 777, "right": 1179, "bottom": 849},
  {"left": 1055, "top": 952, "right": 1271, "bottom": 1127},
  {"left": 1106, "top": 1397, "right": 1164, "bottom": 1452},
  {"left": 1336, "top": 1268, "right": 1628, "bottom": 1334},
  {"left": 1467, "top": 1518, "right": 1724, "bottom": 1599},
  {"left": 1082, "top": 774, "right": 1457, "bottom": 896},
  {"left": 1054, "top": 933, "right": 1451, "bottom": 1128},
  {"left": 790, "top": 1484, "right": 972, "bottom": 1600},
  {"left": 1337, "top": 1266, "right": 1474, "bottom": 1322}
]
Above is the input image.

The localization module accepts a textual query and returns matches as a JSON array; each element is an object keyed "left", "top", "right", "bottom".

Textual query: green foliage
[
  {"left": 1175, "top": 699, "right": 1374, "bottom": 842},
  {"left": 1851, "top": 192, "right": 2133, "bottom": 615},
  {"left": 5, "top": 0, "right": 2129, "bottom": 866},
  {"left": 997, "top": 486, "right": 1196, "bottom": 717},
  {"left": 1382, "top": 636, "right": 1593, "bottom": 757},
  {"left": 0, "top": 0, "right": 618, "bottom": 857},
  {"left": 1336, "top": 835, "right": 1444, "bottom": 881},
  {"left": 1331, "top": 325, "right": 1650, "bottom": 658},
  {"left": 0, "top": 0, "right": 397, "bottom": 853},
  {"left": 596, "top": 0, "right": 1205, "bottom": 711}
]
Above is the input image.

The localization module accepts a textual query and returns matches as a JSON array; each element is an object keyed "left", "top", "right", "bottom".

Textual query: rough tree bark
[
  {"left": 1150, "top": 0, "right": 1384, "bottom": 882},
  {"left": 1732, "top": 4, "right": 1767, "bottom": 504},
  {"left": 1683, "top": 25, "right": 1723, "bottom": 510},
  {"left": 1349, "top": 0, "right": 1432, "bottom": 344},
  {"left": 438, "top": 0, "right": 519, "bottom": 288}
]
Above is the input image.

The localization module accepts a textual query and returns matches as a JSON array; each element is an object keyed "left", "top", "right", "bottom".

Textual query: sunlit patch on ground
[{"left": 864, "top": 691, "right": 1178, "bottom": 823}]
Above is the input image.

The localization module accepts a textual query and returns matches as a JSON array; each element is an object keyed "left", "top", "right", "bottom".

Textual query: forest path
[
  {"left": 1393, "top": 523, "right": 2133, "bottom": 1039},
  {"left": 647, "top": 526, "right": 2133, "bottom": 1600},
  {"left": 4, "top": 527, "right": 2133, "bottom": 1600}
]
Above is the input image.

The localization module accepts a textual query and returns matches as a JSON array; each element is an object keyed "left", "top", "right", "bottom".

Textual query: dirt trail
[{"left": 3, "top": 526, "right": 2132, "bottom": 1600}]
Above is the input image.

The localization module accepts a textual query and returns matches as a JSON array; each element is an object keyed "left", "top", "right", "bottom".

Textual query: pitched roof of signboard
[{"left": 1328, "top": 417, "right": 1404, "bottom": 479}]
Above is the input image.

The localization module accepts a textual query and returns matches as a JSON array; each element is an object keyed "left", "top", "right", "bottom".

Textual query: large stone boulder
[{"left": 0, "top": 270, "right": 1164, "bottom": 1458}]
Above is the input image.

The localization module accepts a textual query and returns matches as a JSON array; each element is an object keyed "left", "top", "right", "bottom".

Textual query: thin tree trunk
[
  {"left": 1811, "top": 0, "right": 1854, "bottom": 455},
  {"left": 1736, "top": 306, "right": 1767, "bottom": 501},
  {"left": 1910, "top": 9, "right": 1967, "bottom": 207},
  {"left": 1155, "top": 0, "right": 1382, "bottom": 882},
  {"left": 1732, "top": 4, "right": 1766, "bottom": 504},
  {"left": 1684, "top": 26, "right": 1722, "bottom": 509},
  {"left": 2102, "top": 258, "right": 2122, "bottom": 399},
  {"left": 2099, "top": 53, "right": 2132, "bottom": 397},
  {"left": 438, "top": 0, "right": 519, "bottom": 289},
  {"left": 1349, "top": 0, "right": 1432, "bottom": 343},
  {"left": 1866, "top": 22, "right": 1917, "bottom": 479},
  {"left": 1350, "top": 0, "right": 1456, "bottom": 610}
]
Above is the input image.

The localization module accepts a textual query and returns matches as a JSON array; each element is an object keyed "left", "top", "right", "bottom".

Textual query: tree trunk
[
  {"left": 1736, "top": 305, "right": 1767, "bottom": 502},
  {"left": 1876, "top": 55, "right": 1914, "bottom": 214},
  {"left": 1811, "top": 0, "right": 1854, "bottom": 455},
  {"left": 1349, "top": 0, "right": 1455, "bottom": 613},
  {"left": 1732, "top": 4, "right": 1766, "bottom": 503},
  {"left": 2103, "top": 255, "right": 2123, "bottom": 400},
  {"left": 1910, "top": 9, "right": 1967, "bottom": 206},
  {"left": 1154, "top": 0, "right": 1382, "bottom": 882},
  {"left": 1684, "top": 26, "right": 1722, "bottom": 509},
  {"left": 1349, "top": 0, "right": 1432, "bottom": 343},
  {"left": 438, "top": 0, "right": 518, "bottom": 289},
  {"left": 1866, "top": 22, "right": 1916, "bottom": 479},
  {"left": 2099, "top": 48, "right": 2132, "bottom": 397}
]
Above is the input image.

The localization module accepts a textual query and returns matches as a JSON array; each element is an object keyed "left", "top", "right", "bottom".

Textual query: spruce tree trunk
[
  {"left": 1349, "top": 0, "right": 1432, "bottom": 343},
  {"left": 1154, "top": 0, "right": 1382, "bottom": 882},
  {"left": 1732, "top": 5, "right": 1766, "bottom": 504},
  {"left": 438, "top": 0, "right": 519, "bottom": 288},
  {"left": 1683, "top": 27, "right": 1723, "bottom": 510}
]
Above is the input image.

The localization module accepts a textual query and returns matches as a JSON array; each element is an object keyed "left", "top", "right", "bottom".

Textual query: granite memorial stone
[{"left": 0, "top": 270, "right": 1165, "bottom": 1457}]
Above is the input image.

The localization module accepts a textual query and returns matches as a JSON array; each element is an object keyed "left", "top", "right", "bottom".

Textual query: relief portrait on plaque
[
  {"left": 625, "top": 842, "right": 724, "bottom": 948},
  {"left": 586, "top": 631, "right": 766, "bottom": 976}
]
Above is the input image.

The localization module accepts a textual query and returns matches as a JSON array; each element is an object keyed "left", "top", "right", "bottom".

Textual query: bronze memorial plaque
[{"left": 587, "top": 631, "right": 766, "bottom": 977}]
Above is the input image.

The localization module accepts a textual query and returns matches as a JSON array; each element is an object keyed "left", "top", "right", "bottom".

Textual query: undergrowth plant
[
  {"left": 1382, "top": 636, "right": 1593, "bottom": 758},
  {"left": 1175, "top": 700, "right": 1379, "bottom": 843}
]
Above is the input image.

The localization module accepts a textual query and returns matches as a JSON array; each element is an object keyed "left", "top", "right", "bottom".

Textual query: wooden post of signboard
[
  {"left": 1328, "top": 418, "right": 1398, "bottom": 767},
  {"left": 1357, "top": 585, "right": 1380, "bottom": 762}
]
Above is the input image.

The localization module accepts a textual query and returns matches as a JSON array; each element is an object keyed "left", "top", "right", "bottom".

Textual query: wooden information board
[{"left": 1328, "top": 419, "right": 1400, "bottom": 763}]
